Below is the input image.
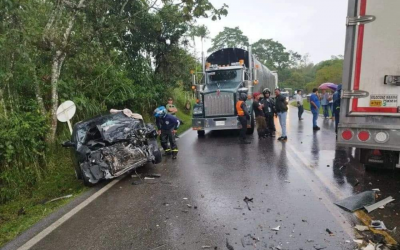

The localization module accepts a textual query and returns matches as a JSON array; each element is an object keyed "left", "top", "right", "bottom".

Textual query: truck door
[{"left": 345, "top": 0, "right": 400, "bottom": 116}]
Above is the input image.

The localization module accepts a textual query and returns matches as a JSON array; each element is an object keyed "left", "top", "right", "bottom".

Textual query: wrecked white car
[{"left": 62, "top": 112, "right": 161, "bottom": 186}]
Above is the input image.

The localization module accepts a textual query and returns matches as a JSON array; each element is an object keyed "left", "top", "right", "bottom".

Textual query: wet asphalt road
[{"left": 16, "top": 106, "right": 400, "bottom": 250}]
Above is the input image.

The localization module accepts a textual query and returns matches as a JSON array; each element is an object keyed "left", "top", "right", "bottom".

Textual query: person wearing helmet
[
  {"left": 154, "top": 106, "right": 180, "bottom": 159},
  {"left": 261, "top": 88, "right": 276, "bottom": 137},
  {"left": 236, "top": 92, "right": 251, "bottom": 144},
  {"left": 253, "top": 92, "right": 267, "bottom": 139}
]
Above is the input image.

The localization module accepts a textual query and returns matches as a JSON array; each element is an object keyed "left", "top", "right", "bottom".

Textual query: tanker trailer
[{"left": 191, "top": 47, "right": 277, "bottom": 136}]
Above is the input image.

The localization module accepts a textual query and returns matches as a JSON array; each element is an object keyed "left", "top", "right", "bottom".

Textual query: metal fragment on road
[
  {"left": 370, "top": 220, "right": 387, "bottom": 230},
  {"left": 144, "top": 177, "right": 155, "bottom": 180},
  {"left": 271, "top": 225, "right": 280, "bottom": 231},
  {"left": 334, "top": 191, "right": 376, "bottom": 212},
  {"left": 353, "top": 239, "right": 363, "bottom": 244},
  {"left": 354, "top": 225, "right": 369, "bottom": 232},
  {"left": 364, "top": 196, "right": 395, "bottom": 213}
]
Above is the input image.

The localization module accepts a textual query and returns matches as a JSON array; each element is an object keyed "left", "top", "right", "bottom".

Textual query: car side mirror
[{"left": 62, "top": 141, "right": 76, "bottom": 148}]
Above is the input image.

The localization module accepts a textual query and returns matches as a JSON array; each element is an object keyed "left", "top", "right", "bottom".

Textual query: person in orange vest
[{"left": 236, "top": 92, "right": 251, "bottom": 144}]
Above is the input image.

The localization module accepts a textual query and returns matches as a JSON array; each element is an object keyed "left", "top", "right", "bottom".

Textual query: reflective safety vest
[{"left": 236, "top": 101, "right": 244, "bottom": 116}]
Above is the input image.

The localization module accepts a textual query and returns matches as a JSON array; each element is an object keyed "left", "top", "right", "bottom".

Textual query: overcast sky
[{"left": 194, "top": 0, "right": 348, "bottom": 64}]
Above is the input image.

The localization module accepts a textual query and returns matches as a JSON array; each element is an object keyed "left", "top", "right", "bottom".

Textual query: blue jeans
[
  {"left": 312, "top": 109, "right": 319, "bottom": 127},
  {"left": 322, "top": 105, "right": 329, "bottom": 118},
  {"left": 277, "top": 112, "right": 287, "bottom": 137}
]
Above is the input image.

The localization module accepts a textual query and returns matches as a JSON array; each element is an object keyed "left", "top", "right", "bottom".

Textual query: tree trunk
[
  {"left": 46, "top": 0, "right": 87, "bottom": 143},
  {"left": 0, "top": 89, "right": 7, "bottom": 119}
]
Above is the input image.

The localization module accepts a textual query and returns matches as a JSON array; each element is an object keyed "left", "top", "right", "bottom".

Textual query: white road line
[
  {"left": 286, "top": 152, "right": 354, "bottom": 238},
  {"left": 18, "top": 128, "right": 192, "bottom": 250},
  {"left": 17, "top": 178, "right": 121, "bottom": 250}
]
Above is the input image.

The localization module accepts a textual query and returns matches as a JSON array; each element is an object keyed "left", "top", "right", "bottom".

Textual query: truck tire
[
  {"left": 197, "top": 130, "right": 205, "bottom": 136},
  {"left": 246, "top": 113, "right": 255, "bottom": 135}
]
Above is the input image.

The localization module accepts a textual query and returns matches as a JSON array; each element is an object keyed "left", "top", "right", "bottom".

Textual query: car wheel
[
  {"left": 149, "top": 139, "right": 162, "bottom": 164},
  {"left": 74, "top": 163, "right": 83, "bottom": 180},
  {"left": 197, "top": 130, "right": 205, "bottom": 136},
  {"left": 79, "top": 164, "right": 95, "bottom": 187}
]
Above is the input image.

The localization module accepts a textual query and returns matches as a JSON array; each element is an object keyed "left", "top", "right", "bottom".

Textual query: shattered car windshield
[{"left": 207, "top": 70, "right": 241, "bottom": 84}]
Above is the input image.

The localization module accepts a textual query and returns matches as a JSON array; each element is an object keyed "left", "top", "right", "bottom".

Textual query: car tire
[
  {"left": 246, "top": 112, "right": 255, "bottom": 135},
  {"left": 149, "top": 139, "right": 162, "bottom": 164},
  {"left": 197, "top": 130, "right": 205, "bottom": 136}
]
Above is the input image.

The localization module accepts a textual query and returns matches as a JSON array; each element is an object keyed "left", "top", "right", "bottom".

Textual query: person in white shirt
[{"left": 296, "top": 90, "right": 304, "bottom": 120}]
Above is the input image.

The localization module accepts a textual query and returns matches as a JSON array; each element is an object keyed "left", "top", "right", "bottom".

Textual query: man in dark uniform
[
  {"left": 261, "top": 88, "right": 276, "bottom": 137},
  {"left": 236, "top": 92, "right": 251, "bottom": 144},
  {"left": 154, "top": 106, "right": 180, "bottom": 159}
]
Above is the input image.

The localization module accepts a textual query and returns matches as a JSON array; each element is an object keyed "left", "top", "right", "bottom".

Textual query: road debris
[
  {"left": 354, "top": 225, "right": 369, "bottom": 232},
  {"left": 183, "top": 198, "right": 188, "bottom": 200},
  {"left": 326, "top": 228, "right": 334, "bottom": 236},
  {"left": 226, "top": 238, "right": 234, "bottom": 250},
  {"left": 45, "top": 194, "right": 73, "bottom": 204},
  {"left": 147, "top": 174, "right": 161, "bottom": 178},
  {"left": 364, "top": 196, "right": 395, "bottom": 213},
  {"left": 313, "top": 245, "right": 327, "bottom": 250},
  {"left": 144, "top": 177, "right": 155, "bottom": 180},
  {"left": 187, "top": 204, "right": 192, "bottom": 208},
  {"left": 372, "top": 188, "right": 380, "bottom": 192},
  {"left": 243, "top": 196, "right": 253, "bottom": 211},
  {"left": 353, "top": 239, "right": 363, "bottom": 244},
  {"left": 241, "top": 234, "right": 259, "bottom": 247},
  {"left": 334, "top": 191, "right": 376, "bottom": 212},
  {"left": 271, "top": 225, "right": 280, "bottom": 231},
  {"left": 201, "top": 246, "right": 211, "bottom": 249},
  {"left": 370, "top": 220, "right": 387, "bottom": 230}
]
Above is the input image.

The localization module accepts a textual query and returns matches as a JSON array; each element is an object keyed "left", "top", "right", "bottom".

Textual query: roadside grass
[
  {"left": 0, "top": 151, "right": 87, "bottom": 247},
  {"left": 0, "top": 87, "right": 193, "bottom": 247},
  {"left": 290, "top": 100, "right": 324, "bottom": 114}
]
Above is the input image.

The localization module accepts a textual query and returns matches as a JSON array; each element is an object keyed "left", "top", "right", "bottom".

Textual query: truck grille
[{"left": 204, "top": 92, "right": 235, "bottom": 117}]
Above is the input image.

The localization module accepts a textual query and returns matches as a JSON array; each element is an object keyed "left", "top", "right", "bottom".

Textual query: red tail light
[
  {"left": 342, "top": 130, "right": 353, "bottom": 140},
  {"left": 358, "top": 131, "right": 370, "bottom": 141}
]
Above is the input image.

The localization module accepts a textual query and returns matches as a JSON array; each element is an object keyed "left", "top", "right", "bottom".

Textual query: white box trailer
[{"left": 338, "top": 0, "right": 400, "bottom": 168}]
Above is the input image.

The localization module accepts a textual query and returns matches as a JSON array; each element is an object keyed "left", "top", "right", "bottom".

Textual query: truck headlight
[{"left": 193, "top": 106, "right": 203, "bottom": 115}]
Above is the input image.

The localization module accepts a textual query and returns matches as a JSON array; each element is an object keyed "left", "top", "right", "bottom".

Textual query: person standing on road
[
  {"left": 321, "top": 89, "right": 329, "bottom": 119},
  {"left": 328, "top": 92, "right": 334, "bottom": 119},
  {"left": 275, "top": 88, "right": 288, "bottom": 141},
  {"left": 296, "top": 90, "right": 304, "bottom": 120},
  {"left": 166, "top": 97, "right": 183, "bottom": 138},
  {"left": 333, "top": 84, "right": 342, "bottom": 134},
  {"left": 261, "top": 88, "right": 275, "bottom": 137},
  {"left": 236, "top": 92, "right": 251, "bottom": 144},
  {"left": 310, "top": 88, "right": 321, "bottom": 131},
  {"left": 253, "top": 92, "right": 267, "bottom": 139},
  {"left": 154, "top": 106, "right": 180, "bottom": 159}
]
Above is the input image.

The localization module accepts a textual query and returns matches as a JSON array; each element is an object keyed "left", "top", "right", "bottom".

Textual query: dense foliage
[{"left": 0, "top": 0, "right": 228, "bottom": 204}]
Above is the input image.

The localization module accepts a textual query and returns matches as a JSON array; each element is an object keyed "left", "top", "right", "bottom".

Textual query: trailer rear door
[{"left": 347, "top": 0, "right": 400, "bottom": 116}]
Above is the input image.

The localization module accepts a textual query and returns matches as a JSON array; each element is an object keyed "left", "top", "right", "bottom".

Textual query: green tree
[{"left": 207, "top": 26, "right": 249, "bottom": 52}]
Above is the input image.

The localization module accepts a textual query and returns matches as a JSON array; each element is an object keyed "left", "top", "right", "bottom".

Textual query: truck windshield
[{"left": 207, "top": 70, "right": 241, "bottom": 84}]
